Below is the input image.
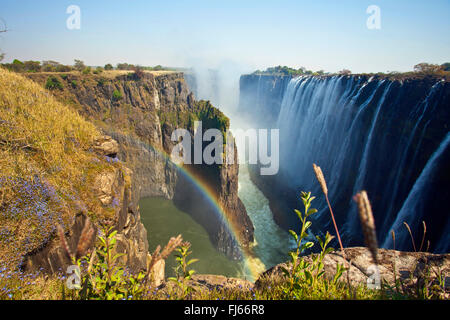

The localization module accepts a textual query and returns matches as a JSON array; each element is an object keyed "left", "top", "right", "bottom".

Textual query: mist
[{"left": 185, "top": 59, "right": 254, "bottom": 129}]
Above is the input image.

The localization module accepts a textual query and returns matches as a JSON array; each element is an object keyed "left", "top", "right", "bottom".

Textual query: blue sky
[{"left": 0, "top": 0, "right": 449, "bottom": 73}]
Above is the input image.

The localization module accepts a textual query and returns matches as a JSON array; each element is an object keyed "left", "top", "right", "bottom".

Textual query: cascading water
[
  {"left": 270, "top": 75, "right": 450, "bottom": 252},
  {"left": 185, "top": 67, "right": 293, "bottom": 277}
]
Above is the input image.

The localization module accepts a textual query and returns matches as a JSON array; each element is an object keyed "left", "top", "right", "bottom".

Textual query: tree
[
  {"left": 413, "top": 63, "right": 442, "bottom": 73},
  {"left": 339, "top": 69, "right": 352, "bottom": 75},
  {"left": 11, "top": 59, "right": 24, "bottom": 72},
  {"left": 74, "top": 59, "right": 86, "bottom": 71},
  {"left": 117, "top": 62, "right": 134, "bottom": 70},
  {"left": 93, "top": 66, "right": 103, "bottom": 74},
  {"left": 56, "top": 64, "right": 72, "bottom": 72},
  {"left": 104, "top": 63, "right": 113, "bottom": 70},
  {"left": 42, "top": 60, "right": 61, "bottom": 72},
  {"left": 441, "top": 63, "right": 450, "bottom": 72},
  {"left": 23, "top": 60, "right": 41, "bottom": 72}
]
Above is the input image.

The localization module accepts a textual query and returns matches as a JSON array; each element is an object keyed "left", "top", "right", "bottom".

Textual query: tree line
[{"left": 0, "top": 59, "right": 173, "bottom": 74}]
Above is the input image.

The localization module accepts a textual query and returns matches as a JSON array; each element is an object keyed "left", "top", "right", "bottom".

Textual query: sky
[{"left": 0, "top": 0, "right": 449, "bottom": 73}]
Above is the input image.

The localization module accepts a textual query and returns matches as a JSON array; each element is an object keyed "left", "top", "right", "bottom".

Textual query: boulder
[{"left": 93, "top": 135, "right": 119, "bottom": 158}]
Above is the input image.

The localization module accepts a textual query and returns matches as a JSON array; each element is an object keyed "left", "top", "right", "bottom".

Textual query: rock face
[
  {"left": 188, "top": 274, "right": 254, "bottom": 292},
  {"left": 22, "top": 140, "right": 152, "bottom": 276},
  {"left": 257, "top": 247, "right": 450, "bottom": 290},
  {"left": 26, "top": 72, "right": 253, "bottom": 261},
  {"left": 239, "top": 73, "right": 450, "bottom": 253}
]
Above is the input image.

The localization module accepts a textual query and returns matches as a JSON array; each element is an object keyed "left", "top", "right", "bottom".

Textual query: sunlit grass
[{"left": 0, "top": 67, "right": 120, "bottom": 271}]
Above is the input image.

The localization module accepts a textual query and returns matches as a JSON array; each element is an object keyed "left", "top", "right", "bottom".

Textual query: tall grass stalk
[{"left": 312, "top": 164, "right": 345, "bottom": 256}]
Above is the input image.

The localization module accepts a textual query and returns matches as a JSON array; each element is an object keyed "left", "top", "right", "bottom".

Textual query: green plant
[
  {"left": 82, "top": 67, "right": 91, "bottom": 75},
  {"left": 168, "top": 242, "right": 198, "bottom": 299},
  {"left": 97, "top": 78, "right": 106, "bottom": 87},
  {"left": 112, "top": 90, "right": 123, "bottom": 101},
  {"left": 70, "top": 80, "right": 78, "bottom": 88},
  {"left": 281, "top": 191, "right": 348, "bottom": 299},
  {"left": 45, "top": 76, "right": 63, "bottom": 90},
  {"left": 61, "top": 223, "right": 147, "bottom": 300}
]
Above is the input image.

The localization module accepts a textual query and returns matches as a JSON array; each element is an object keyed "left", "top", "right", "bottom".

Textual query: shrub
[
  {"left": 56, "top": 64, "right": 72, "bottom": 72},
  {"left": 71, "top": 80, "right": 78, "bottom": 88},
  {"left": 112, "top": 90, "right": 123, "bottom": 101},
  {"left": 168, "top": 242, "right": 198, "bottom": 299},
  {"left": 82, "top": 67, "right": 91, "bottom": 75},
  {"left": 339, "top": 69, "right": 352, "bottom": 75},
  {"left": 414, "top": 63, "right": 442, "bottom": 73},
  {"left": 23, "top": 61, "right": 41, "bottom": 72},
  {"left": 117, "top": 63, "right": 134, "bottom": 70},
  {"left": 93, "top": 67, "right": 103, "bottom": 75},
  {"left": 132, "top": 65, "right": 145, "bottom": 79},
  {"left": 97, "top": 78, "right": 106, "bottom": 87},
  {"left": 45, "top": 76, "right": 63, "bottom": 90},
  {"left": 104, "top": 64, "right": 113, "bottom": 70}
]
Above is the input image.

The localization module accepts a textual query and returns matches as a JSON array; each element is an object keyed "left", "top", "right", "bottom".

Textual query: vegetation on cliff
[
  {"left": 0, "top": 68, "right": 127, "bottom": 271},
  {"left": 252, "top": 62, "right": 450, "bottom": 81},
  {"left": 158, "top": 100, "right": 229, "bottom": 136}
]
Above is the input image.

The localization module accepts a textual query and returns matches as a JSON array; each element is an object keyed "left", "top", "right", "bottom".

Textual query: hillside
[{"left": 0, "top": 67, "right": 150, "bottom": 274}]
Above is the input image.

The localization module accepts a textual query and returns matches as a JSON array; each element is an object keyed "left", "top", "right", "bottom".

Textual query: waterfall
[{"left": 272, "top": 76, "right": 450, "bottom": 252}]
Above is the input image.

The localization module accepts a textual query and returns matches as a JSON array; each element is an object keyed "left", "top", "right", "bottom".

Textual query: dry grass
[{"left": 0, "top": 67, "right": 118, "bottom": 270}]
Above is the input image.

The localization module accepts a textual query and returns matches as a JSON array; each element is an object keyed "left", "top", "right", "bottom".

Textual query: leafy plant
[
  {"left": 82, "top": 67, "right": 91, "bottom": 75},
  {"left": 112, "top": 90, "right": 123, "bottom": 101},
  {"left": 63, "top": 225, "right": 147, "bottom": 300},
  {"left": 168, "top": 242, "right": 198, "bottom": 299},
  {"left": 45, "top": 76, "right": 63, "bottom": 90},
  {"left": 281, "top": 192, "right": 347, "bottom": 299},
  {"left": 97, "top": 78, "right": 106, "bottom": 87}
]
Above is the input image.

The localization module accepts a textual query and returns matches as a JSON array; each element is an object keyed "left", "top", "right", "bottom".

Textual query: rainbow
[{"left": 130, "top": 138, "right": 265, "bottom": 281}]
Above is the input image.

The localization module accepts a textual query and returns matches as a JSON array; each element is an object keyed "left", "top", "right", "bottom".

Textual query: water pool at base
[{"left": 139, "top": 197, "right": 247, "bottom": 279}]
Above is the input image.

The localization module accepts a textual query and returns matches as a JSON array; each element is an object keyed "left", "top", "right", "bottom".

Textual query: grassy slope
[{"left": 0, "top": 67, "right": 118, "bottom": 270}]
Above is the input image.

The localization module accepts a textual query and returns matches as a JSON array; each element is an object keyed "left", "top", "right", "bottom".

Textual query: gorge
[{"left": 10, "top": 67, "right": 450, "bottom": 284}]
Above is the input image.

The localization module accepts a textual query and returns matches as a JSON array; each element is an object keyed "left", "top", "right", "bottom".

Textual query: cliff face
[
  {"left": 239, "top": 73, "right": 450, "bottom": 253},
  {"left": 26, "top": 71, "right": 253, "bottom": 260},
  {"left": 23, "top": 140, "right": 149, "bottom": 274}
]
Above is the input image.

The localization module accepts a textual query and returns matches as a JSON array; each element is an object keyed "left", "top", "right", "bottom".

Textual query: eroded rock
[
  {"left": 93, "top": 135, "right": 119, "bottom": 158},
  {"left": 257, "top": 247, "right": 450, "bottom": 289}
]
